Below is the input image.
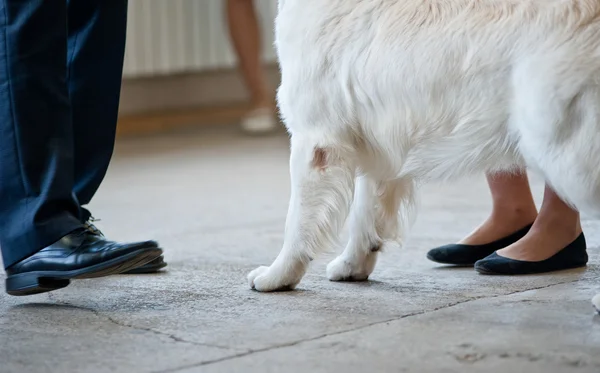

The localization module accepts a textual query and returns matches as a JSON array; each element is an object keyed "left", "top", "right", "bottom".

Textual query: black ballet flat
[
  {"left": 474, "top": 233, "right": 587, "bottom": 275},
  {"left": 426, "top": 224, "right": 532, "bottom": 266}
]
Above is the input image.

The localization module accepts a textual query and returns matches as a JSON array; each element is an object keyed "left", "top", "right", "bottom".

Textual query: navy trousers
[{"left": 0, "top": 0, "right": 127, "bottom": 269}]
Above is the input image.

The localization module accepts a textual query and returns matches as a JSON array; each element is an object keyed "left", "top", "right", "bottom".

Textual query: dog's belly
[{"left": 346, "top": 62, "right": 519, "bottom": 181}]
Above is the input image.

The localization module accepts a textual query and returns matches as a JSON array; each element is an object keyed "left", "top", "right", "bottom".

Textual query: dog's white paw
[
  {"left": 326, "top": 254, "right": 376, "bottom": 282},
  {"left": 247, "top": 265, "right": 301, "bottom": 292},
  {"left": 593, "top": 294, "right": 600, "bottom": 315}
]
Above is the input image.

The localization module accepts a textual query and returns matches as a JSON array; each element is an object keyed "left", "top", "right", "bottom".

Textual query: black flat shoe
[
  {"left": 5, "top": 228, "right": 163, "bottom": 296},
  {"left": 474, "top": 233, "right": 587, "bottom": 275},
  {"left": 427, "top": 224, "right": 532, "bottom": 265},
  {"left": 122, "top": 255, "right": 167, "bottom": 274}
]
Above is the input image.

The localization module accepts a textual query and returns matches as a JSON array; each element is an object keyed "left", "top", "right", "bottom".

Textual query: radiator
[{"left": 123, "top": 0, "right": 278, "bottom": 78}]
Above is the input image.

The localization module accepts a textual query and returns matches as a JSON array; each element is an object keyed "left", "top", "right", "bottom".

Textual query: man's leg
[
  {"left": 0, "top": 0, "right": 162, "bottom": 296},
  {"left": 67, "top": 0, "right": 126, "bottom": 220},
  {"left": 66, "top": 0, "right": 166, "bottom": 273},
  {"left": 0, "top": 0, "right": 82, "bottom": 269}
]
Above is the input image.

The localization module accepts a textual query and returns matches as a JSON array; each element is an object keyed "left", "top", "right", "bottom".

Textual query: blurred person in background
[{"left": 226, "top": 0, "right": 278, "bottom": 134}]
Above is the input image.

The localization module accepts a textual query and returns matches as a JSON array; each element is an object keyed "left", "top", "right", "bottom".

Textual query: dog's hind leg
[
  {"left": 515, "top": 83, "right": 600, "bottom": 215},
  {"left": 326, "top": 176, "right": 415, "bottom": 281},
  {"left": 512, "top": 54, "right": 600, "bottom": 215},
  {"left": 248, "top": 134, "right": 356, "bottom": 291}
]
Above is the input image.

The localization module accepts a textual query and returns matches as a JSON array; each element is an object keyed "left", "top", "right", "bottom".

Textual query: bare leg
[
  {"left": 248, "top": 138, "right": 356, "bottom": 291},
  {"left": 327, "top": 176, "right": 414, "bottom": 281},
  {"left": 497, "top": 184, "right": 582, "bottom": 260},
  {"left": 460, "top": 171, "right": 538, "bottom": 245},
  {"left": 226, "top": 0, "right": 272, "bottom": 110}
]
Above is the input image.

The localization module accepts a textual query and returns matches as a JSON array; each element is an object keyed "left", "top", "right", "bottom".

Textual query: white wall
[{"left": 123, "top": 0, "right": 278, "bottom": 78}]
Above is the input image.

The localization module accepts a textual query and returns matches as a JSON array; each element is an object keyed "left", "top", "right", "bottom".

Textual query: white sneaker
[
  {"left": 593, "top": 293, "right": 600, "bottom": 315},
  {"left": 240, "top": 107, "right": 278, "bottom": 134}
]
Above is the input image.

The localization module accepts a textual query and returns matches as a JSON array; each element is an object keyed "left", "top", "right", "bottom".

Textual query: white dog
[{"left": 248, "top": 0, "right": 600, "bottom": 296}]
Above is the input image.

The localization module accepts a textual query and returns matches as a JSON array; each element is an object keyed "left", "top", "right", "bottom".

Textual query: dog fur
[{"left": 248, "top": 0, "right": 600, "bottom": 292}]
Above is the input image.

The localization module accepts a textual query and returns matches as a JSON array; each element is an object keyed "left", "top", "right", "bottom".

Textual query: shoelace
[{"left": 83, "top": 216, "right": 104, "bottom": 237}]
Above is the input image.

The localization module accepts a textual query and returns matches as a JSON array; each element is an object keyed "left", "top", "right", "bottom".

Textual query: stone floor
[{"left": 1, "top": 125, "right": 599, "bottom": 373}]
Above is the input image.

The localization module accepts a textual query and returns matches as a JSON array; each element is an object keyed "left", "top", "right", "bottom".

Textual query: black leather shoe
[
  {"left": 84, "top": 218, "right": 167, "bottom": 275},
  {"left": 474, "top": 233, "right": 587, "bottom": 275},
  {"left": 426, "top": 224, "right": 532, "bottom": 266},
  {"left": 5, "top": 228, "right": 163, "bottom": 296}
]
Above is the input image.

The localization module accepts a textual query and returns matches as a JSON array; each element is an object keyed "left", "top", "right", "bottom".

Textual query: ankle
[
  {"left": 489, "top": 205, "right": 537, "bottom": 227},
  {"left": 458, "top": 207, "right": 536, "bottom": 245},
  {"left": 531, "top": 215, "right": 581, "bottom": 239}
]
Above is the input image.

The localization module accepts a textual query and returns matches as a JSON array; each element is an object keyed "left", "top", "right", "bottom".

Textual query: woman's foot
[
  {"left": 496, "top": 183, "right": 582, "bottom": 261},
  {"left": 496, "top": 218, "right": 582, "bottom": 261},
  {"left": 427, "top": 172, "right": 538, "bottom": 265},
  {"left": 459, "top": 207, "right": 537, "bottom": 246},
  {"left": 461, "top": 171, "right": 538, "bottom": 245},
  {"left": 426, "top": 223, "right": 532, "bottom": 266},
  {"left": 474, "top": 233, "right": 587, "bottom": 275},
  {"left": 475, "top": 183, "right": 587, "bottom": 275}
]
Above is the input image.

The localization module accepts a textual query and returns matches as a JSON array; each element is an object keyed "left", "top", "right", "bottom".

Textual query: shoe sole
[
  {"left": 475, "top": 262, "right": 587, "bottom": 275},
  {"left": 5, "top": 247, "right": 163, "bottom": 296},
  {"left": 426, "top": 253, "right": 476, "bottom": 267},
  {"left": 122, "top": 261, "right": 168, "bottom": 275}
]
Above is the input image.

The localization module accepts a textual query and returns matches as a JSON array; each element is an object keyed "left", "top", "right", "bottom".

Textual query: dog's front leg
[{"left": 248, "top": 135, "right": 356, "bottom": 291}]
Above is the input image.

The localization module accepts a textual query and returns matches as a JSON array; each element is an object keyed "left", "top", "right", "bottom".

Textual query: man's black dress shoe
[
  {"left": 83, "top": 219, "right": 167, "bottom": 274},
  {"left": 474, "top": 233, "right": 587, "bottom": 275},
  {"left": 426, "top": 224, "right": 533, "bottom": 266},
  {"left": 5, "top": 228, "right": 163, "bottom": 296}
]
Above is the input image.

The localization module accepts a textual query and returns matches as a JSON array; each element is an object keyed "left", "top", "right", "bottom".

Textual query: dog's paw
[
  {"left": 326, "top": 254, "right": 376, "bottom": 282},
  {"left": 593, "top": 293, "right": 600, "bottom": 315},
  {"left": 247, "top": 265, "right": 300, "bottom": 292}
]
